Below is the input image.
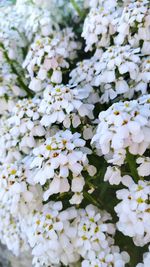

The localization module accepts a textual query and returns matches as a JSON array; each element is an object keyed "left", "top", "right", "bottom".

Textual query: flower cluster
[
  {"left": 0, "top": 0, "right": 150, "bottom": 266},
  {"left": 28, "top": 130, "right": 96, "bottom": 203},
  {"left": 0, "top": 161, "right": 43, "bottom": 256},
  {"left": 27, "top": 203, "right": 129, "bottom": 267},
  {"left": 115, "top": 179, "right": 150, "bottom": 246},
  {"left": 115, "top": 0, "right": 150, "bottom": 55},
  {"left": 82, "top": 0, "right": 120, "bottom": 51},
  {"left": 92, "top": 95, "right": 150, "bottom": 165},
  {"left": 23, "top": 28, "right": 81, "bottom": 91},
  {"left": 39, "top": 84, "right": 94, "bottom": 128},
  {"left": 0, "top": 98, "right": 45, "bottom": 162}
]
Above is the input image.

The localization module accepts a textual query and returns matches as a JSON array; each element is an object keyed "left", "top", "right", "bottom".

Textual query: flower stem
[
  {"left": 0, "top": 43, "right": 34, "bottom": 97},
  {"left": 70, "top": 0, "right": 84, "bottom": 18},
  {"left": 83, "top": 191, "right": 103, "bottom": 209},
  {"left": 126, "top": 150, "right": 139, "bottom": 183}
]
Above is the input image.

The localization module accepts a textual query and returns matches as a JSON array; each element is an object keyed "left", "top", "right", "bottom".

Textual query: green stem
[
  {"left": 0, "top": 43, "right": 34, "bottom": 97},
  {"left": 83, "top": 191, "right": 103, "bottom": 209},
  {"left": 126, "top": 150, "right": 139, "bottom": 183},
  {"left": 70, "top": 0, "right": 84, "bottom": 18}
]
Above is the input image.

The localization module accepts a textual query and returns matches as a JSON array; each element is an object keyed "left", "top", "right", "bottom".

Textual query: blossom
[
  {"left": 82, "top": 246, "right": 130, "bottom": 267},
  {"left": 104, "top": 166, "right": 122, "bottom": 185},
  {"left": 0, "top": 205, "right": 29, "bottom": 256},
  {"left": 28, "top": 130, "right": 96, "bottom": 203},
  {"left": 92, "top": 95, "right": 150, "bottom": 165},
  {"left": 115, "top": 0, "right": 150, "bottom": 54},
  {"left": 0, "top": 0, "right": 150, "bottom": 264},
  {"left": 69, "top": 49, "right": 102, "bottom": 104},
  {"left": 23, "top": 28, "right": 81, "bottom": 91},
  {"left": 0, "top": 97, "right": 45, "bottom": 162},
  {"left": 39, "top": 84, "right": 94, "bottom": 128},
  {"left": 28, "top": 203, "right": 129, "bottom": 267},
  {"left": 82, "top": 0, "right": 120, "bottom": 51},
  {"left": 136, "top": 157, "right": 150, "bottom": 177},
  {"left": 92, "top": 45, "right": 141, "bottom": 103},
  {"left": 27, "top": 202, "right": 79, "bottom": 267},
  {"left": 115, "top": 180, "right": 150, "bottom": 246},
  {"left": 71, "top": 204, "right": 130, "bottom": 266},
  {"left": 0, "top": 162, "right": 43, "bottom": 216}
]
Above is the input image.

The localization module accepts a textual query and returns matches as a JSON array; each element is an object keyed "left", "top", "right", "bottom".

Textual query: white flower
[
  {"left": 115, "top": 0, "right": 150, "bottom": 54},
  {"left": 115, "top": 180, "right": 150, "bottom": 246},
  {"left": 39, "top": 84, "right": 94, "bottom": 128},
  {"left": 27, "top": 202, "right": 79, "bottom": 267},
  {"left": 137, "top": 157, "right": 150, "bottom": 177},
  {"left": 29, "top": 78, "right": 42, "bottom": 92},
  {"left": 0, "top": 97, "right": 45, "bottom": 161},
  {"left": 51, "top": 69, "right": 62, "bottom": 84},
  {"left": 69, "top": 192, "right": 84, "bottom": 205},
  {"left": 0, "top": 206, "right": 29, "bottom": 256},
  {"left": 23, "top": 28, "right": 81, "bottom": 91},
  {"left": 92, "top": 45, "right": 141, "bottom": 103},
  {"left": 82, "top": 1, "right": 120, "bottom": 51},
  {"left": 15, "top": 1, "right": 55, "bottom": 40},
  {"left": 28, "top": 130, "right": 96, "bottom": 203},
  {"left": 70, "top": 45, "right": 142, "bottom": 104},
  {"left": 0, "top": 162, "right": 43, "bottom": 216},
  {"left": 69, "top": 50, "right": 102, "bottom": 104},
  {"left": 92, "top": 95, "right": 150, "bottom": 165},
  {"left": 82, "top": 246, "right": 130, "bottom": 267},
  {"left": 104, "top": 166, "right": 122, "bottom": 185}
]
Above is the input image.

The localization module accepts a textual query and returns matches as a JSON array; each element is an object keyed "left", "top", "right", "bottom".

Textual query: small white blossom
[
  {"left": 115, "top": 180, "right": 150, "bottom": 246},
  {"left": 137, "top": 157, "right": 150, "bottom": 177},
  {"left": 104, "top": 166, "right": 122, "bottom": 185},
  {"left": 92, "top": 45, "right": 141, "bottom": 103},
  {"left": 27, "top": 202, "right": 79, "bottom": 267},
  {"left": 82, "top": 1, "right": 120, "bottom": 51},
  {"left": 39, "top": 84, "right": 94, "bottom": 128},
  {"left": 92, "top": 95, "right": 150, "bottom": 165},
  {"left": 28, "top": 130, "right": 96, "bottom": 203},
  {"left": 0, "top": 98, "right": 45, "bottom": 162},
  {"left": 115, "top": 0, "right": 150, "bottom": 55},
  {"left": 23, "top": 28, "right": 81, "bottom": 91}
]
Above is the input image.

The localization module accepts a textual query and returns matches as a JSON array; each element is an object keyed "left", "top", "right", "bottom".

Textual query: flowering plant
[{"left": 0, "top": 0, "right": 150, "bottom": 266}]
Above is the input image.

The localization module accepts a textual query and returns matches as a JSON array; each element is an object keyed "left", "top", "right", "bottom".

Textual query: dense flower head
[
  {"left": 0, "top": 204, "right": 29, "bottom": 256},
  {"left": 0, "top": 0, "right": 150, "bottom": 265},
  {"left": 71, "top": 204, "right": 115, "bottom": 257},
  {"left": 82, "top": 0, "right": 121, "bottom": 51},
  {"left": 0, "top": 5, "right": 27, "bottom": 61},
  {"left": 92, "top": 95, "right": 150, "bottom": 165},
  {"left": 27, "top": 203, "right": 129, "bottom": 267},
  {"left": 115, "top": 0, "right": 150, "bottom": 55},
  {"left": 0, "top": 98, "right": 45, "bottom": 162},
  {"left": 0, "top": 162, "right": 43, "bottom": 216},
  {"left": 70, "top": 45, "right": 144, "bottom": 103},
  {"left": 0, "top": 65, "right": 23, "bottom": 114},
  {"left": 27, "top": 202, "right": 79, "bottom": 267},
  {"left": 16, "top": 2, "right": 55, "bottom": 40},
  {"left": 115, "top": 179, "right": 150, "bottom": 246},
  {"left": 28, "top": 130, "right": 96, "bottom": 203},
  {"left": 93, "top": 45, "right": 141, "bottom": 102},
  {"left": 39, "top": 84, "right": 94, "bottom": 128},
  {"left": 82, "top": 246, "right": 130, "bottom": 267},
  {"left": 23, "top": 28, "right": 81, "bottom": 92}
]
